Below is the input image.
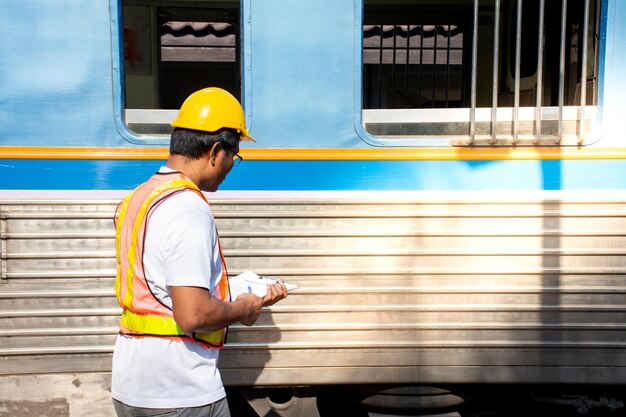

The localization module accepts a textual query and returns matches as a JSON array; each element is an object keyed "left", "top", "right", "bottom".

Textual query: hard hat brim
[{"left": 239, "top": 131, "right": 256, "bottom": 142}]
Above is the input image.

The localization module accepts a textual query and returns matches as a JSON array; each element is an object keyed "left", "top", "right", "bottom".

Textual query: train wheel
[{"left": 318, "top": 385, "right": 470, "bottom": 417}]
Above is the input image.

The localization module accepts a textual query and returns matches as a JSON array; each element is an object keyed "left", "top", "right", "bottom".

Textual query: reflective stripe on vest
[
  {"left": 120, "top": 309, "right": 225, "bottom": 345},
  {"left": 114, "top": 171, "right": 230, "bottom": 348}
]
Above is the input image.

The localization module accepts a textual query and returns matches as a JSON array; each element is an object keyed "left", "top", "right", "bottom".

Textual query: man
[{"left": 111, "top": 87, "right": 287, "bottom": 417}]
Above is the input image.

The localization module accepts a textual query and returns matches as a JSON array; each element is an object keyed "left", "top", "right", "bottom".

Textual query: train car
[{"left": 1, "top": 0, "right": 626, "bottom": 415}]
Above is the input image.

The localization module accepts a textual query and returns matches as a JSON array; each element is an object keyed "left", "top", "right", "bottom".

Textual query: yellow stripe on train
[{"left": 2, "top": 146, "right": 626, "bottom": 160}]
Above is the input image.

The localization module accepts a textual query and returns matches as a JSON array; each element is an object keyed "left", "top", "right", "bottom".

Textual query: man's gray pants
[{"left": 113, "top": 397, "right": 231, "bottom": 417}]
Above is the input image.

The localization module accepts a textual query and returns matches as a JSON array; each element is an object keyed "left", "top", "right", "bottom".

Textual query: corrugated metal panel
[{"left": 1, "top": 196, "right": 626, "bottom": 384}]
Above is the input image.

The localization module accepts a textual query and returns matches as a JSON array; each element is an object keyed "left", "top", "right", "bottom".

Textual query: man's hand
[
  {"left": 235, "top": 283, "right": 287, "bottom": 325},
  {"left": 235, "top": 293, "right": 264, "bottom": 326},
  {"left": 262, "top": 282, "right": 288, "bottom": 307}
]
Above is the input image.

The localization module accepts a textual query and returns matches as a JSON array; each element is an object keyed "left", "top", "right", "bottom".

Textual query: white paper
[{"left": 229, "top": 271, "right": 298, "bottom": 299}]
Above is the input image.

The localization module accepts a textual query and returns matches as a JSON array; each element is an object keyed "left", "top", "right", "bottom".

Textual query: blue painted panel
[
  {"left": 0, "top": 0, "right": 624, "bottom": 154},
  {"left": 0, "top": 159, "right": 160, "bottom": 191},
  {"left": 2, "top": 159, "right": 626, "bottom": 191},
  {"left": 245, "top": 0, "right": 360, "bottom": 149},
  {"left": 0, "top": 0, "right": 121, "bottom": 147}
]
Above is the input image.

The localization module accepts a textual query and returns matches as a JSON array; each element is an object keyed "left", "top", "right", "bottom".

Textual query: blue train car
[{"left": 1, "top": 0, "right": 626, "bottom": 416}]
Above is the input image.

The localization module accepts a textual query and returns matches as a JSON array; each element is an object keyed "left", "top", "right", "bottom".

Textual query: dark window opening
[
  {"left": 363, "top": 6, "right": 471, "bottom": 110},
  {"left": 122, "top": 1, "right": 240, "bottom": 135},
  {"left": 363, "top": 0, "right": 600, "bottom": 111}
]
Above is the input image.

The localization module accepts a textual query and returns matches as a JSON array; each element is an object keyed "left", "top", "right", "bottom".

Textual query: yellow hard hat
[{"left": 170, "top": 87, "right": 254, "bottom": 142}]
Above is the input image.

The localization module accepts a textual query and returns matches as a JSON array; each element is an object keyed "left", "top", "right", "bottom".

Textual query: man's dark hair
[{"left": 170, "top": 128, "right": 239, "bottom": 159}]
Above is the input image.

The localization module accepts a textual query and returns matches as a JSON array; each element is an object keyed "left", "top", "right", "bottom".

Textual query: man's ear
[{"left": 208, "top": 142, "right": 223, "bottom": 165}]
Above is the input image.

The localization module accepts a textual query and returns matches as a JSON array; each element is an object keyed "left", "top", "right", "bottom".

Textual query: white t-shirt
[{"left": 111, "top": 168, "right": 227, "bottom": 408}]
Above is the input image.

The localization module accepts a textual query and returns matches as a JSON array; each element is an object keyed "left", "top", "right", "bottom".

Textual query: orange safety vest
[{"left": 114, "top": 171, "right": 230, "bottom": 348}]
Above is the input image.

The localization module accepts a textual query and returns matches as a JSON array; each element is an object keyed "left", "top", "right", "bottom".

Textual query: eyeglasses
[{"left": 224, "top": 147, "right": 243, "bottom": 166}]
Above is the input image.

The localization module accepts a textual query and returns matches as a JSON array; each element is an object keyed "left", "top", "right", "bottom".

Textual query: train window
[
  {"left": 361, "top": 0, "right": 602, "bottom": 146},
  {"left": 121, "top": 0, "right": 240, "bottom": 137}
]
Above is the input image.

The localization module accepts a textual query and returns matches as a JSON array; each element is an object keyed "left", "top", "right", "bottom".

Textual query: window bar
[
  {"left": 534, "top": 0, "right": 545, "bottom": 144},
  {"left": 419, "top": 25, "right": 424, "bottom": 108},
  {"left": 513, "top": 0, "right": 523, "bottom": 146},
  {"left": 579, "top": 0, "right": 590, "bottom": 145},
  {"left": 557, "top": 0, "right": 568, "bottom": 144},
  {"left": 391, "top": 26, "right": 397, "bottom": 108},
  {"left": 469, "top": 0, "right": 479, "bottom": 144},
  {"left": 445, "top": 25, "right": 451, "bottom": 107},
  {"left": 406, "top": 25, "right": 410, "bottom": 108},
  {"left": 460, "top": 28, "right": 466, "bottom": 110},
  {"left": 432, "top": 25, "right": 438, "bottom": 108},
  {"left": 378, "top": 25, "right": 384, "bottom": 109},
  {"left": 235, "top": 20, "right": 240, "bottom": 102},
  {"left": 491, "top": 0, "right": 501, "bottom": 144}
]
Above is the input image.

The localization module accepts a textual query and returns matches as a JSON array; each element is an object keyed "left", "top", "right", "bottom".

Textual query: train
[{"left": 2, "top": 0, "right": 626, "bottom": 416}]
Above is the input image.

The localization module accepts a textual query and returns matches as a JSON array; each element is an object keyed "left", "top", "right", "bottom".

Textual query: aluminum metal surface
[{"left": 1, "top": 196, "right": 626, "bottom": 385}]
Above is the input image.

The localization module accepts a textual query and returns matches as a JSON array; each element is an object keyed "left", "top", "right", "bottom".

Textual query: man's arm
[{"left": 171, "top": 282, "right": 288, "bottom": 332}]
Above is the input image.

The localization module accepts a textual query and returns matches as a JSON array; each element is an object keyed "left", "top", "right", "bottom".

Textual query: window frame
[
  {"left": 354, "top": 0, "right": 610, "bottom": 148},
  {"left": 110, "top": 0, "right": 252, "bottom": 145}
]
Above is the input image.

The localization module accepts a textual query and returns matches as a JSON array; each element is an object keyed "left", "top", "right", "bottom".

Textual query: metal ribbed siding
[
  {"left": 2, "top": 197, "right": 626, "bottom": 384},
  {"left": 0, "top": 202, "right": 119, "bottom": 375}
]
